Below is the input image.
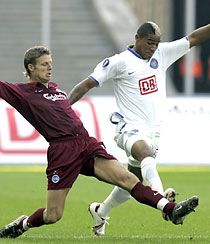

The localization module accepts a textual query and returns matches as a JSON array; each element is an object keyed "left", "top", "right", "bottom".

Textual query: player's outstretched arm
[
  {"left": 68, "top": 78, "right": 97, "bottom": 105},
  {"left": 188, "top": 23, "right": 210, "bottom": 48}
]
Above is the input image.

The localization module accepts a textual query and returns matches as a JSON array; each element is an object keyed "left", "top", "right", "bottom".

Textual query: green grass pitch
[{"left": 0, "top": 166, "right": 209, "bottom": 244}]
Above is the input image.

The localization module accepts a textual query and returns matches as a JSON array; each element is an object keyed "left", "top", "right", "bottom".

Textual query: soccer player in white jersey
[{"left": 68, "top": 21, "right": 210, "bottom": 236}]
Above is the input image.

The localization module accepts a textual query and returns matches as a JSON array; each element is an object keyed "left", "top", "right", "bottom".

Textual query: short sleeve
[
  {"left": 159, "top": 37, "right": 190, "bottom": 70},
  {"left": 89, "top": 54, "right": 125, "bottom": 87}
]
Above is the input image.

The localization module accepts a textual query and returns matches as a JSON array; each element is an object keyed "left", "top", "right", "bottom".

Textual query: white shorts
[{"left": 110, "top": 112, "right": 160, "bottom": 167}]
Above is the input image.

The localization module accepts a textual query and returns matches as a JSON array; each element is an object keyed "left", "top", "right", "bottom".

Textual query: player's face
[
  {"left": 135, "top": 34, "right": 160, "bottom": 60},
  {"left": 28, "top": 54, "right": 52, "bottom": 86}
]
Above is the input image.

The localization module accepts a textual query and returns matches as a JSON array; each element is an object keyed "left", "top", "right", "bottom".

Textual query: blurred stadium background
[{"left": 0, "top": 0, "right": 209, "bottom": 95}]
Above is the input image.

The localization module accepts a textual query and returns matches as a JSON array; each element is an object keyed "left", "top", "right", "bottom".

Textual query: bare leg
[
  {"left": 23, "top": 188, "right": 70, "bottom": 230},
  {"left": 94, "top": 157, "right": 168, "bottom": 211}
]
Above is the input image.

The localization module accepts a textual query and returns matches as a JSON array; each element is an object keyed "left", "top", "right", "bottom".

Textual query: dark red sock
[
  {"left": 131, "top": 182, "right": 163, "bottom": 208},
  {"left": 27, "top": 208, "right": 46, "bottom": 228},
  {"left": 163, "top": 202, "right": 176, "bottom": 215}
]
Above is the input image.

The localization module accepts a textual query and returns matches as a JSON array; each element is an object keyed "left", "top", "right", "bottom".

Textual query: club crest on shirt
[
  {"left": 150, "top": 58, "right": 158, "bottom": 69},
  {"left": 102, "top": 59, "right": 109, "bottom": 67}
]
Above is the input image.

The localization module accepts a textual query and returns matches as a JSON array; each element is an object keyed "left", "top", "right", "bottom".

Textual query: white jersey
[{"left": 90, "top": 37, "right": 190, "bottom": 131}]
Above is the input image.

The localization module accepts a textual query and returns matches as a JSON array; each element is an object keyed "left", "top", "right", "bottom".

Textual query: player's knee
[{"left": 130, "top": 141, "right": 154, "bottom": 163}]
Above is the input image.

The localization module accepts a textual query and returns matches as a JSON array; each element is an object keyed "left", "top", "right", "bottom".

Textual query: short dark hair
[
  {"left": 23, "top": 46, "right": 51, "bottom": 78},
  {"left": 137, "top": 21, "right": 161, "bottom": 38}
]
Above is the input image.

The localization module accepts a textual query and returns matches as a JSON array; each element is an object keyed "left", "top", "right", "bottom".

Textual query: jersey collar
[
  {"left": 127, "top": 45, "right": 143, "bottom": 59},
  {"left": 27, "top": 81, "right": 55, "bottom": 89}
]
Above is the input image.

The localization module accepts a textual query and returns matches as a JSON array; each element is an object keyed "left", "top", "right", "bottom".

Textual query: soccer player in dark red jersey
[{"left": 0, "top": 46, "right": 198, "bottom": 238}]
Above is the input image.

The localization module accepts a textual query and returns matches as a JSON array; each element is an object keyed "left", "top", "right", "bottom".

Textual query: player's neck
[{"left": 28, "top": 79, "right": 49, "bottom": 88}]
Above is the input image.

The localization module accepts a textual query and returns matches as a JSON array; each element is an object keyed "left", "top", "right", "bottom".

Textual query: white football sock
[
  {"left": 98, "top": 186, "right": 131, "bottom": 217},
  {"left": 22, "top": 217, "right": 29, "bottom": 230},
  {"left": 157, "top": 197, "right": 169, "bottom": 211},
  {"left": 141, "top": 156, "right": 164, "bottom": 195}
]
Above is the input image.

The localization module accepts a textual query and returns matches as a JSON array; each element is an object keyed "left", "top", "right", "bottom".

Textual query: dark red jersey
[{"left": 0, "top": 80, "right": 88, "bottom": 142}]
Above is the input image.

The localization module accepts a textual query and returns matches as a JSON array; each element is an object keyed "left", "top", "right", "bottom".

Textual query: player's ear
[
  {"left": 28, "top": 64, "right": 34, "bottom": 72},
  {"left": 135, "top": 33, "right": 142, "bottom": 42},
  {"left": 135, "top": 33, "right": 139, "bottom": 40}
]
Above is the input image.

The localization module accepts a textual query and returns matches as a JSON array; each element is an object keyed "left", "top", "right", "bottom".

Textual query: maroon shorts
[{"left": 46, "top": 135, "right": 116, "bottom": 190}]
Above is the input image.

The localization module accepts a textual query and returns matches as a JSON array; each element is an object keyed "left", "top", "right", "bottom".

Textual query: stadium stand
[
  {"left": 0, "top": 0, "right": 180, "bottom": 95},
  {"left": 0, "top": 0, "right": 116, "bottom": 94}
]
